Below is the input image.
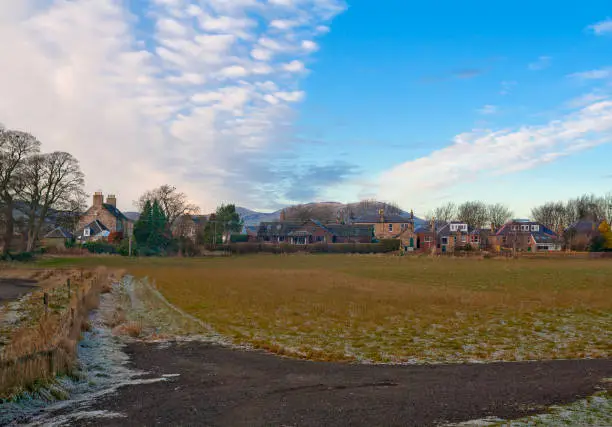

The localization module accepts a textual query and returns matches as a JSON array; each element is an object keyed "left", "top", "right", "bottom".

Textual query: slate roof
[
  {"left": 257, "top": 220, "right": 374, "bottom": 239},
  {"left": 532, "top": 233, "right": 560, "bottom": 244},
  {"left": 325, "top": 224, "right": 374, "bottom": 238},
  {"left": 103, "top": 204, "right": 129, "bottom": 221},
  {"left": 44, "top": 227, "right": 74, "bottom": 239},
  {"left": 76, "top": 220, "right": 108, "bottom": 239}
]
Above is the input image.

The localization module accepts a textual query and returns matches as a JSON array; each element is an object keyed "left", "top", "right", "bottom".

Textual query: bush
[
  {"left": 230, "top": 234, "right": 249, "bottom": 243},
  {"left": 64, "top": 238, "right": 76, "bottom": 249},
  {"left": 83, "top": 241, "right": 116, "bottom": 254},
  {"left": 589, "top": 235, "right": 607, "bottom": 252},
  {"left": 380, "top": 239, "right": 401, "bottom": 252},
  {"left": 1, "top": 252, "right": 35, "bottom": 262},
  {"left": 225, "top": 242, "right": 396, "bottom": 255}
]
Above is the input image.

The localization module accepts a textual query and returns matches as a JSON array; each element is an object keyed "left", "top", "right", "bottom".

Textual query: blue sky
[{"left": 0, "top": 0, "right": 611, "bottom": 217}]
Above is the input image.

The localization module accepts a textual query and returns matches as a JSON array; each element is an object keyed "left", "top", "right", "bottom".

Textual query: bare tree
[
  {"left": 603, "top": 192, "right": 612, "bottom": 223},
  {"left": 19, "top": 152, "right": 86, "bottom": 251},
  {"left": 55, "top": 192, "right": 88, "bottom": 234},
  {"left": 136, "top": 185, "right": 199, "bottom": 226},
  {"left": 457, "top": 201, "right": 489, "bottom": 229},
  {"left": 488, "top": 203, "right": 513, "bottom": 229},
  {"left": 0, "top": 129, "right": 41, "bottom": 254},
  {"left": 531, "top": 201, "right": 567, "bottom": 231},
  {"left": 284, "top": 203, "right": 336, "bottom": 223},
  {"left": 432, "top": 202, "right": 457, "bottom": 223}
]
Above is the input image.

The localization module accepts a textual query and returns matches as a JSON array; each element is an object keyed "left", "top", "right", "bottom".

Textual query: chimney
[
  {"left": 378, "top": 208, "right": 385, "bottom": 223},
  {"left": 93, "top": 191, "right": 103, "bottom": 208},
  {"left": 106, "top": 194, "right": 117, "bottom": 207}
]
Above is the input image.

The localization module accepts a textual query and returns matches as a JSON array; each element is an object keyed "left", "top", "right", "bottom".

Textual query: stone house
[
  {"left": 491, "top": 220, "right": 561, "bottom": 252},
  {"left": 76, "top": 192, "right": 131, "bottom": 242},
  {"left": 352, "top": 210, "right": 416, "bottom": 250},
  {"left": 42, "top": 227, "right": 74, "bottom": 249},
  {"left": 173, "top": 214, "right": 209, "bottom": 241}
]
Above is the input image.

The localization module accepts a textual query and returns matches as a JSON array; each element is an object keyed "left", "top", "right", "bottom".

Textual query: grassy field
[{"left": 61, "top": 254, "right": 609, "bottom": 364}]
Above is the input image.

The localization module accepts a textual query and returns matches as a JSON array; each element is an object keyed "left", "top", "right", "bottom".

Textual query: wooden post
[
  {"left": 43, "top": 292, "right": 49, "bottom": 313},
  {"left": 67, "top": 278, "right": 71, "bottom": 296}
]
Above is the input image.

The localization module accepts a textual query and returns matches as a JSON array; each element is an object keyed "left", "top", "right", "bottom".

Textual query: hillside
[{"left": 237, "top": 201, "right": 425, "bottom": 226}]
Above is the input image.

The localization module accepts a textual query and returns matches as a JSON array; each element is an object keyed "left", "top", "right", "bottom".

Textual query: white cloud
[
  {"left": 528, "top": 55, "right": 551, "bottom": 71},
  {"left": 569, "top": 68, "right": 612, "bottom": 80},
  {"left": 283, "top": 60, "right": 306, "bottom": 73},
  {"left": 377, "top": 98, "right": 612, "bottom": 208},
  {"left": 301, "top": 40, "right": 319, "bottom": 52},
  {"left": 588, "top": 18, "right": 612, "bottom": 35},
  {"left": 0, "top": 0, "right": 347, "bottom": 211},
  {"left": 478, "top": 105, "right": 497, "bottom": 115},
  {"left": 275, "top": 91, "right": 305, "bottom": 102},
  {"left": 270, "top": 19, "right": 300, "bottom": 30}
]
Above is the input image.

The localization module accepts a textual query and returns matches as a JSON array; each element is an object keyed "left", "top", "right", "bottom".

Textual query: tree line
[{"left": 0, "top": 127, "right": 85, "bottom": 255}]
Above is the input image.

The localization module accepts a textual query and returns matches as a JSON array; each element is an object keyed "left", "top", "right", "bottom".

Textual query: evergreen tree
[
  {"left": 147, "top": 199, "right": 170, "bottom": 250},
  {"left": 134, "top": 200, "right": 153, "bottom": 245}
]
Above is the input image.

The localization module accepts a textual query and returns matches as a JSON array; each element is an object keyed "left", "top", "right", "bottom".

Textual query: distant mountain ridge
[{"left": 237, "top": 202, "right": 426, "bottom": 227}]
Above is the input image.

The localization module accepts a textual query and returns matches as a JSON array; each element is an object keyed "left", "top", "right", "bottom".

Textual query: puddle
[{"left": 0, "top": 281, "right": 173, "bottom": 426}]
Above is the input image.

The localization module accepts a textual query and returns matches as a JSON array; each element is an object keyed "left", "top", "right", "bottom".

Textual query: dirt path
[
  {"left": 78, "top": 341, "right": 611, "bottom": 427},
  {"left": 0, "top": 278, "right": 38, "bottom": 303}
]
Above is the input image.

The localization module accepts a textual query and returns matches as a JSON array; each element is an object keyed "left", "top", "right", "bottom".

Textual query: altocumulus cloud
[{"left": 0, "top": 0, "right": 346, "bottom": 211}]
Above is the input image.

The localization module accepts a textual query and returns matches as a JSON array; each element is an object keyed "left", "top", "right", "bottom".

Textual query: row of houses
[
  {"left": 250, "top": 210, "right": 567, "bottom": 253},
  {"left": 40, "top": 192, "right": 609, "bottom": 253}
]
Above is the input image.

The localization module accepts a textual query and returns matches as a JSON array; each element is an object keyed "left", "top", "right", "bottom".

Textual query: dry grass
[
  {"left": 125, "top": 255, "right": 612, "bottom": 363},
  {"left": 0, "top": 267, "right": 113, "bottom": 398}
]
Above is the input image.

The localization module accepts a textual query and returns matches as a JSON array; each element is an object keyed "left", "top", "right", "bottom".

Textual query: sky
[{"left": 0, "top": 0, "right": 611, "bottom": 218}]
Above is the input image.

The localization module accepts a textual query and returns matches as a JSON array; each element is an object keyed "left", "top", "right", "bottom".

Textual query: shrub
[
  {"left": 230, "top": 234, "right": 249, "bottom": 243},
  {"left": 83, "top": 241, "right": 116, "bottom": 254},
  {"left": 589, "top": 235, "right": 607, "bottom": 252},
  {"left": 380, "top": 239, "right": 401, "bottom": 252},
  {"left": 3, "top": 252, "right": 36, "bottom": 262}
]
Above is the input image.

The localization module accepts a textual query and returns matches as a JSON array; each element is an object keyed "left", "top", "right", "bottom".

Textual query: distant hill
[
  {"left": 236, "top": 201, "right": 426, "bottom": 227},
  {"left": 123, "top": 211, "right": 141, "bottom": 222}
]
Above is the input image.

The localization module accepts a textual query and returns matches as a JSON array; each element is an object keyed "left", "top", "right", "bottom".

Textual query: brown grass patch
[{"left": 124, "top": 256, "right": 612, "bottom": 363}]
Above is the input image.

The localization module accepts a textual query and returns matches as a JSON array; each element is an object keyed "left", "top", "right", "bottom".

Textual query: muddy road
[
  {"left": 75, "top": 341, "right": 612, "bottom": 427},
  {"left": 0, "top": 278, "right": 38, "bottom": 303}
]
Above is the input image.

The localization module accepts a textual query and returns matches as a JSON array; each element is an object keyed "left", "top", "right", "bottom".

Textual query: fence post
[
  {"left": 43, "top": 292, "right": 49, "bottom": 313},
  {"left": 67, "top": 278, "right": 71, "bottom": 297}
]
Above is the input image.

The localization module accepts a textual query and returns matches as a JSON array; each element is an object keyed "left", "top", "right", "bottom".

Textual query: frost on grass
[
  {"left": 446, "top": 391, "right": 612, "bottom": 426},
  {"left": 125, "top": 257, "right": 612, "bottom": 364}
]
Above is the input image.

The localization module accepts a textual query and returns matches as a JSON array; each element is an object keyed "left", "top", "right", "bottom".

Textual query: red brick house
[
  {"left": 76, "top": 192, "right": 132, "bottom": 242},
  {"left": 353, "top": 210, "right": 416, "bottom": 251}
]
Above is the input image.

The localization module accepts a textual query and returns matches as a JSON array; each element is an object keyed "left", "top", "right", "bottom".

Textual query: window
[
  {"left": 511, "top": 225, "right": 518, "bottom": 231},
  {"left": 461, "top": 235, "right": 466, "bottom": 242},
  {"left": 441, "top": 237, "right": 448, "bottom": 244},
  {"left": 424, "top": 236, "right": 432, "bottom": 243},
  {"left": 521, "top": 225, "right": 529, "bottom": 231},
  {"left": 470, "top": 235, "right": 479, "bottom": 243},
  {"left": 388, "top": 224, "right": 393, "bottom": 232},
  {"left": 502, "top": 236, "right": 507, "bottom": 244},
  {"left": 531, "top": 225, "right": 539, "bottom": 231}
]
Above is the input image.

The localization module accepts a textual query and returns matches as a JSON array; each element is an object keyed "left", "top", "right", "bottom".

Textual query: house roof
[
  {"left": 353, "top": 214, "right": 412, "bottom": 224},
  {"left": 103, "top": 203, "right": 129, "bottom": 221},
  {"left": 76, "top": 219, "right": 108, "bottom": 238},
  {"left": 325, "top": 224, "right": 374, "bottom": 238},
  {"left": 532, "top": 233, "right": 560, "bottom": 244},
  {"left": 257, "top": 220, "right": 374, "bottom": 238},
  {"left": 44, "top": 226, "right": 74, "bottom": 239}
]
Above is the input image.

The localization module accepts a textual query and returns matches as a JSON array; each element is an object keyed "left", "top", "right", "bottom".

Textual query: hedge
[{"left": 224, "top": 241, "right": 400, "bottom": 255}]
